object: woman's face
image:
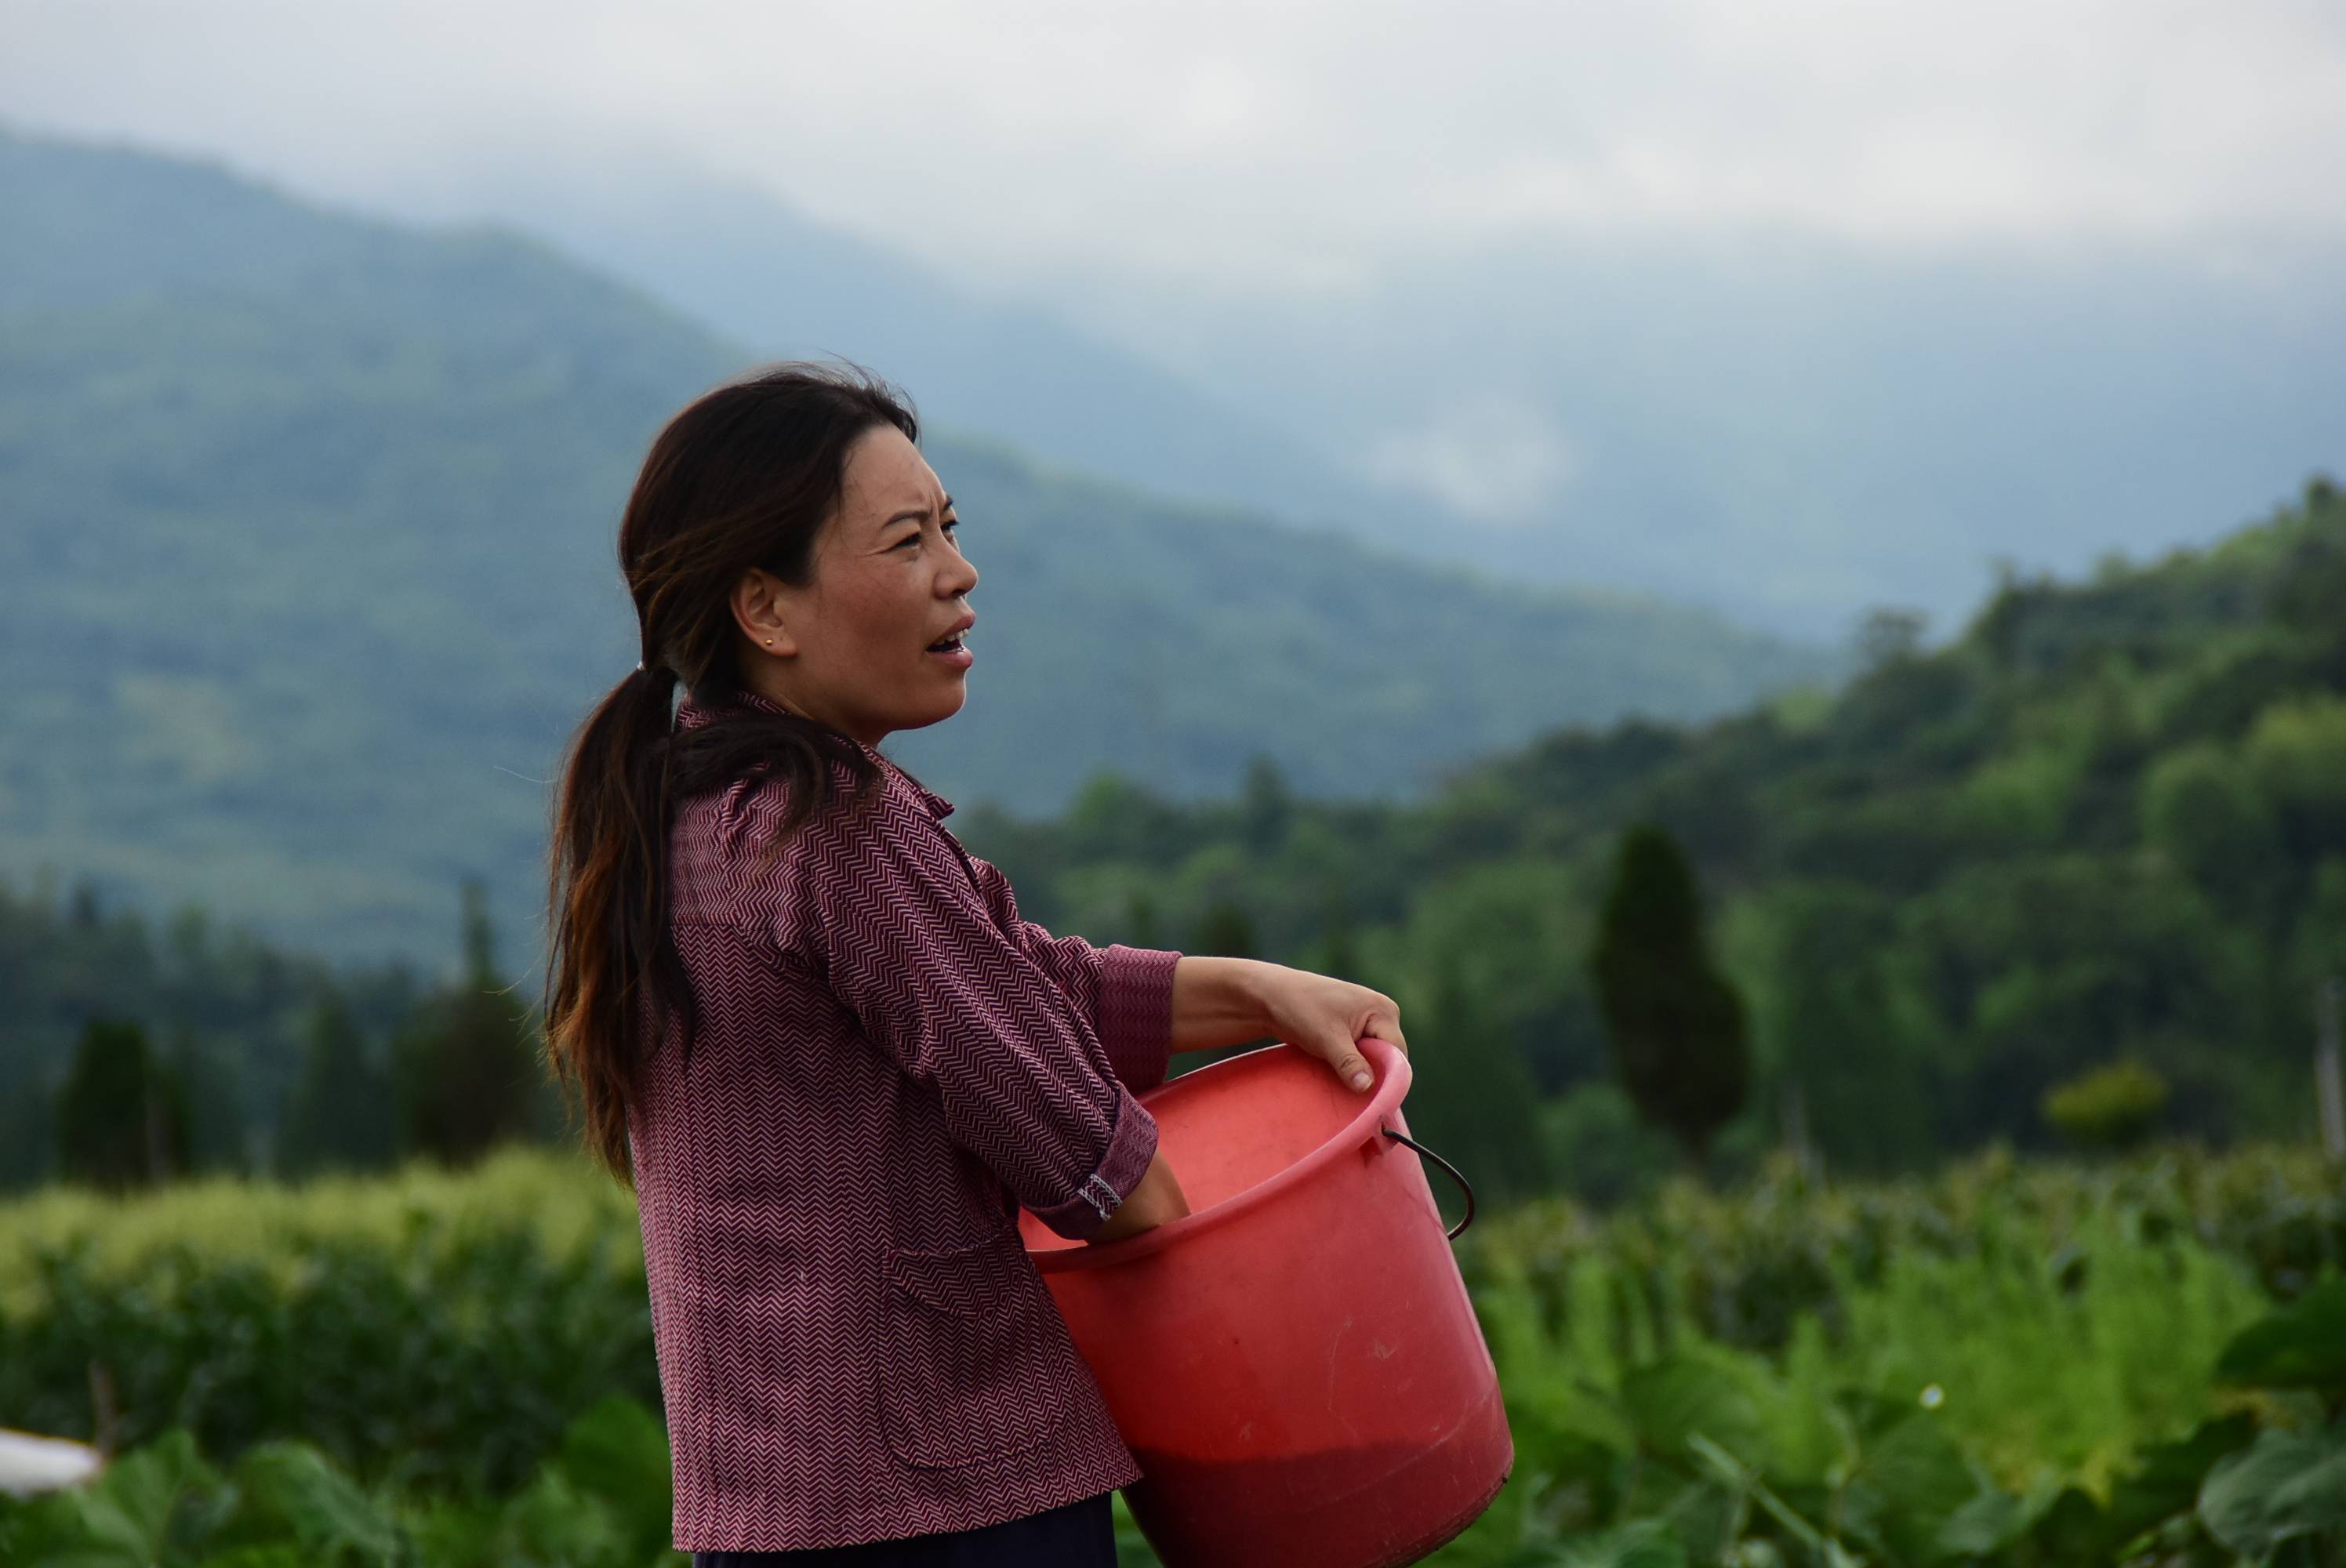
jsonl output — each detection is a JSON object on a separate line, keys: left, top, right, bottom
{"left": 732, "top": 423, "right": 979, "bottom": 747}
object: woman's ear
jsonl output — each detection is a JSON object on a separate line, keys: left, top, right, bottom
{"left": 732, "top": 567, "right": 798, "bottom": 657}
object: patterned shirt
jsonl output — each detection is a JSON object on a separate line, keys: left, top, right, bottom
{"left": 627, "top": 686, "right": 1182, "bottom": 1552}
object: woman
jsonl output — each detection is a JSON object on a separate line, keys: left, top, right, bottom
{"left": 542, "top": 361, "right": 1409, "bottom": 1565}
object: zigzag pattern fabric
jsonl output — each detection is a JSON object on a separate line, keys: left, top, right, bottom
{"left": 628, "top": 688, "right": 1182, "bottom": 1552}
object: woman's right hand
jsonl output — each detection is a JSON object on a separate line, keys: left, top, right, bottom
{"left": 1085, "top": 1146, "right": 1189, "bottom": 1243}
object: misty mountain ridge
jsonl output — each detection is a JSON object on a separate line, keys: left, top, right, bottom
{"left": 15, "top": 117, "right": 2340, "bottom": 643}
{"left": 0, "top": 122, "right": 1838, "bottom": 967}
{"left": 1024, "top": 225, "right": 2346, "bottom": 636}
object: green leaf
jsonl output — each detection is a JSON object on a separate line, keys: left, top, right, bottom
{"left": 1832, "top": 1388, "right": 1923, "bottom": 1450}
{"left": 1521, "top": 1426, "right": 1629, "bottom": 1534}
{"left": 1686, "top": 1432, "right": 1829, "bottom": 1556}
{"left": 1934, "top": 1487, "right": 2028, "bottom": 1558}
{"left": 1933, "top": 1474, "right": 2064, "bottom": 1559}
{"left": 1765, "top": 1479, "right": 1837, "bottom": 1548}
{"left": 492, "top": 1468, "right": 634, "bottom": 1565}
{"left": 2020, "top": 1486, "right": 2116, "bottom": 1565}
{"left": 552, "top": 1394, "right": 674, "bottom": 1561}
{"left": 1619, "top": 1357, "right": 1771, "bottom": 1472}
{"left": 38, "top": 1430, "right": 224, "bottom": 1567}
{"left": 223, "top": 1442, "right": 402, "bottom": 1566}
{"left": 192, "top": 1548, "right": 312, "bottom": 1568}
{"left": 0, "top": 1493, "right": 135, "bottom": 1568}
{"left": 2216, "top": 1278, "right": 2346, "bottom": 1399}
{"left": 1839, "top": 1410, "right": 1979, "bottom": 1564}
{"left": 1555, "top": 1519, "right": 1690, "bottom": 1568}
{"left": 2196, "top": 1420, "right": 2346, "bottom": 1559}
{"left": 1661, "top": 1477, "right": 1741, "bottom": 1565}
{"left": 2102, "top": 1413, "right": 2257, "bottom": 1548}
{"left": 393, "top": 1492, "right": 504, "bottom": 1568}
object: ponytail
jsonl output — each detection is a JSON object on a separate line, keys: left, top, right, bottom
{"left": 539, "top": 360, "right": 923, "bottom": 1186}
{"left": 541, "top": 660, "right": 689, "bottom": 1185}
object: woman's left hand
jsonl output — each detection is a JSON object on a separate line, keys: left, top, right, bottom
{"left": 1252, "top": 965, "right": 1409, "bottom": 1093}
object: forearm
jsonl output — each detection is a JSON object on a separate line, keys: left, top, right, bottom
{"left": 1168, "top": 955, "right": 1279, "bottom": 1055}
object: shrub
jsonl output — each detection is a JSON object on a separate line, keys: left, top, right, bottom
{"left": 2043, "top": 1058, "right": 2170, "bottom": 1152}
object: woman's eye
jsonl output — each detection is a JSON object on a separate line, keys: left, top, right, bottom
{"left": 899, "top": 519, "right": 960, "bottom": 548}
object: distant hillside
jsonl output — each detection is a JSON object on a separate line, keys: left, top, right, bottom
{"left": 952, "top": 477, "right": 2346, "bottom": 1169}
{"left": 1044, "top": 232, "right": 2346, "bottom": 638}
{"left": 5, "top": 480, "right": 2337, "bottom": 1192}
{"left": 1428, "top": 480, "right": 2346, "bottom": 1163}
{"left": 0, "top": 125, "right": 1836, "bottom": 967}
{"left": 465, "top": 148, "right": 2346, "bottom": 644}
{"left": 481, "top": 157, "right": 1450, "bottom": 548}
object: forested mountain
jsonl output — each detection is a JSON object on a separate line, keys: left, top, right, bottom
{"left": 0, "top": 125, "right": 1834, "bottom": 967}
{"left": 951, "top": 477, "right": 2346, "bottom": 1174}
{"left": 7, "top": 478, "right": 2339, "bottom": 1197}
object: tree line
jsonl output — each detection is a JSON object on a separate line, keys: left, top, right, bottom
{"left": 10, "top": 474, "right": 2344, "bottom": 1203}
{"left": 16, "top": 819, "right": 1749, "bottom": 1208}
{"left": 27, "top": 880, "right": 549, "bottom": 1191}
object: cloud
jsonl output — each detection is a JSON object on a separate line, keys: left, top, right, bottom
{"left": 1363, "top": 396, "right": 1583, "bottom": 525}
{"left": 2, "top": 0, "right": 2341, "bottom": 295}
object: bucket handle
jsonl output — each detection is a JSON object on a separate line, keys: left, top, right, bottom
{"left": 1380, "top": 1128, "right": 1476, "bottom": 1240}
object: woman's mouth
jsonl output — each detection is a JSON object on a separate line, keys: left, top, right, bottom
{"left": 926, "top": 633, "right": 972, "bottom": 669}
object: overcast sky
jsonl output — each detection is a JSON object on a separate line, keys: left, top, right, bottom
{"left": 5, "top": 0, "right": 2343, "bottom": 301}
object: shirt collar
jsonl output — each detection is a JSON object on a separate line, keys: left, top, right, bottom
{"left": 673, "top": 686, "right": 955, "bottom": 820}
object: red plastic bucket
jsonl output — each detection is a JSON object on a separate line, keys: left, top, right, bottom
{"left": 1018, "top": 1036, "right": 1513, "bottom": 1567}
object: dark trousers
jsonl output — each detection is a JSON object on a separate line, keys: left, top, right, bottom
{"left": 690, "top": 1490, "right": 1117, "bottom": 1567}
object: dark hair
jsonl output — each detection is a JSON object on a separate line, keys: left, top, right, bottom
{"left": 542, "top": 360, "right": 925, "bottom": 1185}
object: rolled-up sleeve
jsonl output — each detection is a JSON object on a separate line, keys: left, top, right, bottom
{"left": 961, "top": 853, "right": 1181, "bottom": 1095}
{"left": 806, "top": 806, "right": 1161, "bottom": 1240}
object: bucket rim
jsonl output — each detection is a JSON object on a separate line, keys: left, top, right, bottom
{"left": 1024, "top": 1034, "right": 1413, "bottom": 1272}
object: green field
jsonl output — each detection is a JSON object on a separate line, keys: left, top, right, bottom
{"left": 4, "top": 1142, "right": 2341, "bottom": 1565}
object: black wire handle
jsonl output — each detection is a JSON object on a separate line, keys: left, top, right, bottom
{"left": 1382, "top": 1127, "right": 1476, "bottom": 1240}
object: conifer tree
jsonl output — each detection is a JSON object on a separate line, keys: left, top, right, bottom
{"left": 1125, "top": 890, "right": 1163, "bottom": 949}
{"left": 1589, "top": 824, "right": 1750, "bottom": 1169}
{"left": 391, "top": 880, "right": 539, "bottom": 1167}
{"left": 279, "top": 989, "right": 398, "bottom": 1177}
{"left": 55, "top": 1016, "right": 187, "bottom": 1190}
{"left": 1188, "top": 898, "right": 1257, "bottom": 960}
{"left": 0, "top": 1068, "right": 56, "bottom": 1189}
{"left": 162, "top": 1025, "right": 250, "bottom": 1178}
{"left": 1238, "top": 754, "right": 1294, "bottom": 857}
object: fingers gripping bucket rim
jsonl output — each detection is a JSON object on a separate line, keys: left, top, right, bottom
{"left": 1019, "top": 1036, "right": 1514, "bottom": 1568}
{"left": 1030, "top": 1036, "right": 1470, "bottom": 1272}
